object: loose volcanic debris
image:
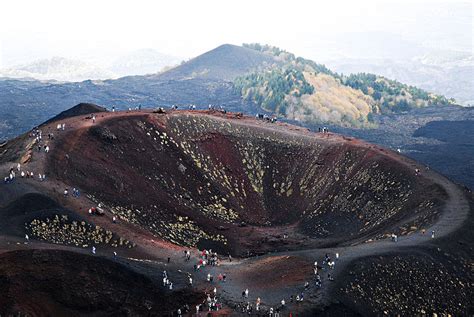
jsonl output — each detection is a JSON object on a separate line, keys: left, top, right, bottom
{"left": 47, "top": 112, "right": 446, "bottom": 254}
{"left": 341, "top": 253, "right": 473, "bottom": 316}
{"left": 26, "top": 214, "right": 135, "bottom": 248}
{"left": 1, "top": 109, "right": 470, "bottom": 317}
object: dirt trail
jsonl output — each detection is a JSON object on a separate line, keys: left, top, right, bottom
{"left": 0, "top": 109, "right": 471, "bottom": 315}
{"left": 209, "top": 162, "right": 471, "bottom": 309}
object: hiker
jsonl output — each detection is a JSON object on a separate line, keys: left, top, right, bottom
{"left": 245, "top": 288, "right": 249, "bottom": 298}
{"left": 92, "top": 115, "right": 96, "bottom": 123}
{"left": 64, "top": 189, "right": 68, "bottom": 197}
{"left": 281, "top": 299, "right": 285, "bottom": 307}
{"left": 189, "top": 277, "right": 193, "bottom": 285}
{"left": 17, "top": 163, "right": 21, "bottom": 171}
{"left": 112, "top": 216, "right": 117, "bottom": 223}
{"left": 112, "top": 106, "right": 115, "bottom": 112}
{"left": 431, "top": 230, "right": 435, "bottom": 239}
{"left": 315, "top": 274, "right": 322, "bottom": 287}
{"left": 62, "top": 123, "right": 65, "bottom": 130}
{"left": 169, "top": 282, "right": 173, "bottom": 290}
{"left": 207, "top": 273, "right": 211, "bottom": 282}
{"left": 167, "top": 257, "right": 170, "bottom": 263}
{"left": 328, "top": 261, "right": 335, "bottom": 269}
{"left": 113, "top": 251, "right": 117, "bottom": 259}
{"left": 25, "top": 234, "right": 29, "bottom": 241}
{"left": 92, "top": 246, "right": 96, "bottom": 255}
{"left": 45, "top": 145, "right": 49, "bottom": 153}
{"left": 304, "top": 281, "right": 310, "bottom": 289}
{"left": 177, "top": 308, "right": 181, "bottom": 317}
{"left": 163, "top": 276, "right": 167, "bottom": 286}
{"left": 336, "top": 252, "right": 339, "bottom": 260}
{"left": 57, "top": 123, "right": 61, "bottom": 130}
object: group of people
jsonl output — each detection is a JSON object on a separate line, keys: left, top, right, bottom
{"left": 3, "top": 164, "right": 45, "bottom": 183}
{"left": 207, "top": 104, "right": 227, "bottom": 114}
{"left": 162, "top": 270, "right": 174, "bottom": 290}
{"left": 204, "top": 290, "right": 222, "bottom": 312}
{"left": 255, "top": 113, "right": 278, "bottom": 123}
{"left": 318, "top": 127, "right": 329, "bottom": 133}
{"left": 7, "top": 125, "right": 57, "bottom": 184}
{"left": 194, "top": 248, "right": 220, "bottom": 270}
{"left": 32, "top": 126, "right": 51, "bottom": 153}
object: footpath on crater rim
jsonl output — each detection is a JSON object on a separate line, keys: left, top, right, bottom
{"left": 0, "top": 106, "right": 471, "bottom": 316}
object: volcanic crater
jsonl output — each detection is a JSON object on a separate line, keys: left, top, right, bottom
{"left": 47, "top": 110, "right": 445, "bottom": 256}
{"left": 0, "top": 106, "right": 471, "bottom": 316}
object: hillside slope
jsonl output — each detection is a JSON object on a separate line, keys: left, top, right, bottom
{"left": 0, "top": 107, "right": 471, "bottom": 316}
{"left": 0, "top": 43, "right": 460, "bottom": 141}
{"left": 157, "top": 44, "right": 276, "bottom": 81}
{"left": 235, "top": 44, "right": 457, "bottom": 127}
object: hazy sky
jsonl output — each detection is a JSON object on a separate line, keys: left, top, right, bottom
{"left": 0, "top": 0, "right": 471, "bottom": 67}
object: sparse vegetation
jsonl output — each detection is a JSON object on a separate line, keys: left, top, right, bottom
{"left": 26, "top": 214, "right": 134, "bottom": 248}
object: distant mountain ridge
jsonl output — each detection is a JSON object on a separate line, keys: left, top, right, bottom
{"left": 0, "top": 57, "right": 116, "bottom": 82}
{"left": 0, "top": 49, "right": 182, "bottom": 82}
{"left": 0, "top": 43, "right": 461, "bottom": 141}
{"left": 326, "top": 50, "right": 473, "bottom": 106}
{"left": 157, "top": 44, "right": 277, "bottom": 81}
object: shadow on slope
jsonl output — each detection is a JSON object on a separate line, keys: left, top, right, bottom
{"left": 0, "top": 249, "right": 202, "bottom": 316}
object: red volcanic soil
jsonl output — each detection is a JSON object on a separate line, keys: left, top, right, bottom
{"left": 45, "top": 110, "right": 446, "bottom": 256}
{"left": 0, "top": 108, "right": 471, "bottom": 316}
{"left": 233, "top": 255, "right": 313, "bottom": 290}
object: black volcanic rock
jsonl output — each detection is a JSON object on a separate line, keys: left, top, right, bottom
{"left": 43, "top": 102, "right": 107, "bottom": 124}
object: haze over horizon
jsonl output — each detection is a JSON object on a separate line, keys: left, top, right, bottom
{"left": 0, "top": 0, "right": 471, "bottom": 67}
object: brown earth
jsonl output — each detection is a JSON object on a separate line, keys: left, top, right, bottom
{"left": 0, "top": 108, "right": 471, "bottom": 316}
